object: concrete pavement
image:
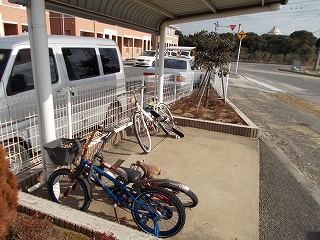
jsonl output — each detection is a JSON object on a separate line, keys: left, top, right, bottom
{"left": 28, "top": 126, "right": 260, "bottom": 239}
{"left": 132, "top": 127, "right": 260, "bottom": 240}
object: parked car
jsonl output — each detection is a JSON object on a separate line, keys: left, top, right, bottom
{"left": 134, "top": 50, "right": 167, "bottom": 67}
{"left": 143, "top": 57, "right": 203, "bottom": 88}
{"left": 166, "top": 51, "right": 177, "bottom": 57}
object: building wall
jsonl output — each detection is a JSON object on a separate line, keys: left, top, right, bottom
{"left": 0, "top": 0, "right": 51, "bottom": 36}
{"left": 0, "top": 1, "right": 178, "bottom": 60}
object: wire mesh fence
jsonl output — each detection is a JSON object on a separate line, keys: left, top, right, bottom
{"left": 0, "top": 75, "right": 194, "bottom": 175}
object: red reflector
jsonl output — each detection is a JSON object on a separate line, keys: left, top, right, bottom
{"left": 143, "top": 72, "right": 154, "bottom": 76}
{"left": 169, "top": 75, "right": 185, "bottom": 82}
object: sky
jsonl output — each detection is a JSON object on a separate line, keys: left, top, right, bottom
{"left": 175, "top": 0, "right": 320, "bottom": 38}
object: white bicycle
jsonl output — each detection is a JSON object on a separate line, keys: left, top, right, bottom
{"left": 123, "top": 85, "right": 184, "bottom": 153}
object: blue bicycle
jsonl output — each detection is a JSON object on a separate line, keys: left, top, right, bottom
{"left": 45, "top": 128, "right": 186, "bottom": 238}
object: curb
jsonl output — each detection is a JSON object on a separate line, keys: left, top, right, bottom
{"left": 18, "top": 192, "right": 157, "bottom": 240}
{"left": 278, "top": 68, "right": 320, "bottom": 78}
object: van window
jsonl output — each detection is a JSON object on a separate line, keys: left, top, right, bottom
{"left": 6, "top": 48, "right": 58, "bottom": 96}
{"left": 62, "top": 48, "right": 99, "bottom": 80}
{"left": 0, "top": 49, "right": 11, "bottom": 80}
{"left": 99, "top": 48, "right": 120, "bottom": 74}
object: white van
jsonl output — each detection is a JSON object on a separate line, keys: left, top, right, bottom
{"left": 0, "top": 35, "right": 127, "bottom": 173}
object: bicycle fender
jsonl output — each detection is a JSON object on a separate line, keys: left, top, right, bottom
{"left": 132, "top": 178, "right": 168, "bottom": 193}
{"left": 132, "top": 178, "right": 189, "bottom": 193}
{"left": 154, "top": 180, "right": 190, "bottom": 193}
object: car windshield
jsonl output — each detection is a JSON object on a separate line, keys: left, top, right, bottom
{"left": 140, "top": 51, "right": 156, "bottom": 57}
{"left": 164, "top": 59, "right": 187, "bottom": 69}
{"left": 0, "top": 49, "right": 12, "bottom": 80}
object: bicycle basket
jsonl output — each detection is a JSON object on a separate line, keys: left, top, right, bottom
{"left": 43, "top": 138, "right": 80, "bottom": 166}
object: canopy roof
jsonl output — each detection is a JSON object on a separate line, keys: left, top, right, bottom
{"left": 43, "top": 0, "right": 288, "bottom": 34}
{"left": 166, "top": 46, "right": 196, "bottom": 51}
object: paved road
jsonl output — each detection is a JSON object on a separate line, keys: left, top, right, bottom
{"left": 226, "top": 71, "right": 320, "bottom": 240}
{"left": 231, "top": 62, "right": 320, "bottom": 105}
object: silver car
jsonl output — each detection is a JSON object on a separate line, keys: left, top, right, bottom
{"left": 143, "top": 57, "right": 203, "bottom": 88}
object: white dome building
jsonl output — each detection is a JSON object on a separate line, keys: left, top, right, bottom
{"left": 267, "top": 26, "right": 282, "bottom": 35}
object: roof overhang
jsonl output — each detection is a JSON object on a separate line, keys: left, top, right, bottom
{"left": 166, "top": 46, "right": 195, "bottom": 51}
{"left": 38, "top": 0, "right": 288, "bottom": 35}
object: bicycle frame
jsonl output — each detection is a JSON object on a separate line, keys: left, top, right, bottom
{"left": 79, "top": 158, "right": 163, "bottom": 236}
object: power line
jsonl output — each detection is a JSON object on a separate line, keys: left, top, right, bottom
{"left": 292, "top": 13, "right": 320, "bottom": 22}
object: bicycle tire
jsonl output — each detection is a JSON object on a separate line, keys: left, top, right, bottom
{"left": 159, "top": 122, "right": 184, "bottom": 138}
{"left": 156, "top": 103, "right": 184, "bottom": 138}
{"left": 133, "top": 112, "right": 151, "bottom": 153}
{"left": 47, "top": 168, "right": 91, "bottom": 211}
{"left": 167, "top": 188, "right": 198, "bottom": 208}
{"left": 132, "top": 186, "right": 186, "bottom": 238}
{"left": 4, "top": 141, "right": 27, "bottom": 174}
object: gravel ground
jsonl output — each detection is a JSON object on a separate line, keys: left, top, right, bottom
{"left": 226, "top": 76, "right": 320, "bottom": 240}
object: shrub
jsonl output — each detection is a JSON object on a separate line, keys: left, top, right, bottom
{"left": 0, "top": 144, "right": 18, "bottom": 239}
{"left": 8, "top": 212, "right": 118, "bottom": 240}
{"left": 191, "top": 107, "right": 204, "bottom": 118}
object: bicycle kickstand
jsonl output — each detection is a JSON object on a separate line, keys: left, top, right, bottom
{"left": 113, "top": 203, "right": 120, "bottom": 223}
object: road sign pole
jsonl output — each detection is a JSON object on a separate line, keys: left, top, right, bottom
{"left": 235, "top": 24, "right": 242, "bottom": 74}
{"left": 235, "top": 40, "right": 242, "bottom": 74}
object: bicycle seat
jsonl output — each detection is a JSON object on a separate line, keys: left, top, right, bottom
{"left": 117, "top": 166, "right": 142, "bottom": 183}
{"left": 136, "top": 160, "right": 161, "bottom": 179}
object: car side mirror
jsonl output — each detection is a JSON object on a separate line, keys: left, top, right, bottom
{"left": 191, "top": 66, "right": 195, "bottom": 70}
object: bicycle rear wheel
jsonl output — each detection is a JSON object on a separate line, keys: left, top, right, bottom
{"left": 133, "top": 112, "right": 151, "bottom": 153}
{"left": 47, "top": 168, "right": 91, "bottom": 211}
{"left": 132, "top": 186, "right": 186, "bottom": 238}
{"left": 156, "top": 103, "right": 184, "bottom": 138}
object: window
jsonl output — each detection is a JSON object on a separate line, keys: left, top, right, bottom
{"left": 99, "top": 48, "right": 120, "bottom": 74}
{"left": 7, "top": 48, "right": 58, "bottom": 95}
{"left": 22, "top": 25, "right": 28, "bottom": 34}
{"left": 62, "top": 48, "right": 99, "bottom": 80}
{"left": 166, "top": 27, "right": 172, "bottom": 36}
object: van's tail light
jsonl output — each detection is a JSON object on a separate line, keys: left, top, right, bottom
{"left": 143, "top": 72, "right": 155, "bottom": 76}
{"left": 170, "top": 75, "right": 185, "bottom": 82}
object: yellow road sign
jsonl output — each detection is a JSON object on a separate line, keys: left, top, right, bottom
{"left": 237, "top": 30, "right": 246, "bottom": 40}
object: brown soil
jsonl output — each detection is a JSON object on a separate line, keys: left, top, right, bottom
{"left": 266, "top": 92, "right": 320, "bottom": 118}
{"left": 170, "top": 88, "right": 245, "bottom": 125}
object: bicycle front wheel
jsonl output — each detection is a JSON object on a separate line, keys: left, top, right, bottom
{"left": 47, "top": 168, "right": 91, "bottom": 211}
{"left": 133, "top": 112, "right": 151, "bottom": 153}
{"left": 132, "top": 186, "right": 186, "bottom": 238}
{"left": 156, "top": 103, "right": 184, "bottom": 138}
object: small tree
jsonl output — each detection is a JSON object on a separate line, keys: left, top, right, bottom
{"left": 0, "top": 144, "right": 19, "bottom": 239}
{"left": 194, "top": 30, "right": 237, "bottom": 105}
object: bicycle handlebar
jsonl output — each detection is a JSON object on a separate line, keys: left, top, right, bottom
{"left": 80, "top": 126, "right": 114, "bottom": 158}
